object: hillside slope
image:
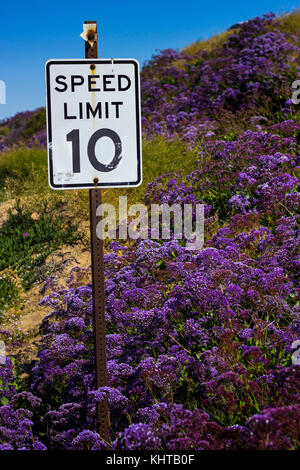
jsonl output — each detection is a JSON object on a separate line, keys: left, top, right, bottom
{"left": 0, "top": 12, "right": 299, "bottom": 450}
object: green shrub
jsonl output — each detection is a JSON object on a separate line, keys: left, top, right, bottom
{"left": 23, "top": 108, "right": 46, "bottom": 138}
{"left": 0, "top": 200, "right": 84, "bottom": 289}
{"left": 0, "top": 274, "right": 20, "bottom": 321}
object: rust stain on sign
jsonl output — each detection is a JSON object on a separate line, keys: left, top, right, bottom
{"left": 89, "top": 63, "right": 97, "bottom": 133}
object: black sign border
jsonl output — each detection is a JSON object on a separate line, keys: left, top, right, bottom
{"left": 46, "top": 59, "right": 142, "bottom": 189}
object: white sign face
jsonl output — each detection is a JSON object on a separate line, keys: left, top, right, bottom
{"left": 45, "top": 59, "right": 142, "bottom": 189}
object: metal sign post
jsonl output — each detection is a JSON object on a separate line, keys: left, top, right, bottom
{"left": 84, "top": 20, "right": 110, "bottom": 444}
{"left": 45, "top": 19, "right": 142, "bottom": 446}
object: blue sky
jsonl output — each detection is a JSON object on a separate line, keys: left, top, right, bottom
{"left": 0, "top": 0, "right": 299, "bottom": 120}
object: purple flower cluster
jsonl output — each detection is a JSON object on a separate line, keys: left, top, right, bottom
{"left": 0, "top": 108, "right": 46, "bottom": 151}
{"left": 141, "top": 14, "right": 299, "bottom": 142}
{"left": 148, "top": 122, "right": 299, "bottom": 224}
{"left": 1, "top": 202, "right": 297, "bottom": 449}
{"left": 0, "top": 355, "right": 47, "bottom": 449}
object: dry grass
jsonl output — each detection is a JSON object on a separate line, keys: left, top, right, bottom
{"left": 183, "top": 29, "right": 233, "bottom": 57}
{"left": 277, "top": 10, "right": 300, "bottom": 35}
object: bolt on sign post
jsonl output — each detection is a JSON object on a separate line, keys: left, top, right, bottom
{"left": 45, "top": 21, "right": 142, "bottom": 444}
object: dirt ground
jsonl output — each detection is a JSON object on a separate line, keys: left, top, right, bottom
{"left": 0, "top": 199, "right": 15, "bottom": 227}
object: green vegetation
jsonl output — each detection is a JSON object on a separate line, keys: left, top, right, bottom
{"left": 0, "top": 137, "right": 197, "bottom": 222}
{"left": 0, "top": 127, "right": 10, "bottom": 137}
{"left": 23, "top": 108, "right": 46, "bottom": 138}
{"left": 105, "top": 136, "right": 198, "bottom": 210}
{"left": 0, "top": 200, "right": 83, "bottom": 291}
{"left": 277, "top": 10, "right": 300, "bottom": 35}
{"left": 0, "top": 147, "right": 47, "bottom": 201}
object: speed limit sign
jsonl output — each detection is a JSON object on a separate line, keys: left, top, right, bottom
{"left": 45, "top": 59, "right": 142, "bottom": 189}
